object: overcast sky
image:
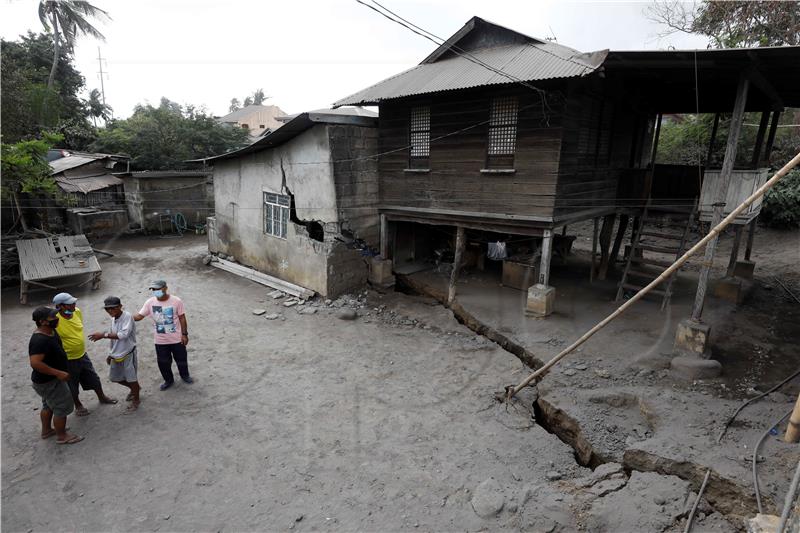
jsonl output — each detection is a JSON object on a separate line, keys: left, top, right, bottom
{"left": 2, "top": 0, "right": 709, "bottom": 119}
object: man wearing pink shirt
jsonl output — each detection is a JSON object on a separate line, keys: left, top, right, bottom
{"left": 133, "top": 280, "right": 193, "bottom": 390}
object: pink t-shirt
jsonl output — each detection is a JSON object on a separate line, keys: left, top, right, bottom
{"left": 139, "top": 295, "right": 186, "bottom": 345}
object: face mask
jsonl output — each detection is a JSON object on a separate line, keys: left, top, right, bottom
{"left": 47, "top": 318, "right": 59, "bottom": 329}
{"left": 153, "top": 290, "right": 165, "bottom": 298}
{"left": 62, "top": 309, "right": 74, "bottom": 317}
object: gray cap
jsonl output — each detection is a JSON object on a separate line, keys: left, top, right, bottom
{"left": 103, "top": 296, "right": 122, "bottom": 308}
{"left": 149, "top": 280, "right": 167, "bottom": 289}
{"left": 52, "top": 292, "right": 77, "bottom": 305}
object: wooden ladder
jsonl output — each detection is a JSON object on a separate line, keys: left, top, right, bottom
{"left": 615, "top": 201, "right": 697, "bottom": 309}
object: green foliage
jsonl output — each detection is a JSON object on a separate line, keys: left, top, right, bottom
{"left": 692, "top": 1, "right": 800, "bottom": 48}
{"left": 1, "top": 133, "right": 64, "bottom": 197}
{"left": 1, "top": 32, "right": 91, "bottom": 144}
{"left": 761, "top": 169, "right": 800, "bottom": 229}
{"left": 90, "top": 98, "right": 250, "bottom": 170}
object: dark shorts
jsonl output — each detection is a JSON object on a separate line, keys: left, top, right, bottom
{"left": 32, "top": 380, "right": 74, "bottom": 417}
{"left": 67, "top": 354, "right": 102, "bottom": 396}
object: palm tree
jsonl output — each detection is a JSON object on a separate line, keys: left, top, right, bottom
{"left": 87, "top": 88, "right": 111, "bottom": 126}
{"left": 38, "top": 1, "right": 111, "bottom": 91}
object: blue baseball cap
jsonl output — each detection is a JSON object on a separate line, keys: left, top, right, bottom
{"left": 52, "top": 292, "right": 77, "bottom": 305}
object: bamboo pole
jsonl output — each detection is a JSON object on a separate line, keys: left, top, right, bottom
{"left": 506, "top": 151, "right": 800, "bottom": 400}
{"left": 447, "top": 226, "right": 465, "bottom": 305}
{"left": 785, "top": 392, "right": 800, "bottom": 444}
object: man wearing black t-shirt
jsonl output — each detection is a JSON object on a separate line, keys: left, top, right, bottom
{"left": 28, "top": 307, "right": 84, "bottom": 445}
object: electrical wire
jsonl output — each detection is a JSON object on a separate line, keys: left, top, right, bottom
{"left": 779, "top": 460, "right": 800, "bottom": 533}
{"left": 753, "top": 407, "right": 794, "bottom": 514}
{"left": 684, "top": 469, "right": 711, "bottom": 533}
{"left": 717, "top": 367, "right": 800, "bottom": 443}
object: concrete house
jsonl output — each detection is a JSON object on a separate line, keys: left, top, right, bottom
{"left": 204, "top": 108, "right": 379, "bottom": 298}
{"left": 218, "top": 104, "right": 288, "bottom": 138}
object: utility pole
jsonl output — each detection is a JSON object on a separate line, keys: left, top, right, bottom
{"left": 96, "top": 47, "right": 109, "bottom": 116}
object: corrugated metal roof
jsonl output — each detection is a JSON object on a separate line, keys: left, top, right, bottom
{"left": 218, "top": 104, "right": 287, "bottom": 123}
{"left": 55, "top": 173, "right": 123, "bottom": 194}
{"left": 194, "top": 110, "right": 378, "bottom": 163}
{"left": 333, "top": 17, "right": 606, "bottom": 107}
{"left": 49, "top": 155, "right": 102, "bottom": 174}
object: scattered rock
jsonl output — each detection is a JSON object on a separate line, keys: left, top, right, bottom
{"left": 594, "top": 369, "right": 611, "bottom": 379}
{"left": 203, "top": 254, "right": 212, "bottom": 265}
{"left": 299, "top": 307, "right": 317, "bottom": 315}
{"left": 264, "top": 313, "right": 281, "bottom": 320}
{"left": 324, "top": 299, "right": 332, "bottom": 306}
{"left": 337, "top": 309, "right": 358, "bottom": 321}
{"left": 563, "top": 369, "right": 577, "bottom": 377}
{"left": 268, "top": 290, "right": 285, "bottom": 299}
{"left": 545, "top": 471, "right": 562, "bottom": 481}
{"left": 295, "top": 515, "right": 304, "bottom": 522}
{"left": 587, "top": 476, "right": 627, "bottom": 497}
{"left": 219, "top": 253, "right": 228, "bottom": 260}
{"left": 227, "top": 255, "right": 235, "bottom": 263}
{"left": 471, "top": 478, "right": 505, "bottom": 518}
{"left": 283, "top": 301, "right": 298, "bottom": 308}
{"left": 747, "top": 513, "right": 780, "bottom": 533}
{"left": 252, "top": 309, "right": 266, "bottom": 316}
{"left": 574, "top": 364, "right": 588, "bottom": 371}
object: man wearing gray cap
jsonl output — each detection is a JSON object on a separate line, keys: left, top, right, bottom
{"left": 52, "top": 292, "right": 116, "bottom": 415}
{"left": 89, "top": 296, "right": 141, "bottom": 412}
{"left": 134, "top": 280, "right": 192, "bottom": 390}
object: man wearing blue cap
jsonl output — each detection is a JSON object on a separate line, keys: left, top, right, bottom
{"left": 52, "top": 292, "right": 117, "bottom": 415}
{"left": 134, "top": 280, "right": 192, "bottom": 390}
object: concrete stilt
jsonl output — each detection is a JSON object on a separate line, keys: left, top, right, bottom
{"left": 527, "top": 229, "right": 555, "bottom": 317}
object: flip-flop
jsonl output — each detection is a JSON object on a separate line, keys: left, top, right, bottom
{"left": 123, "top": 403, "right": 140, "bottom": 415}
{"left": 75, "top": 407, "right": 90, "bottom": 417}
{"left": 56, "top": 435, "right": 84, "bottom": 445}
{"left": 41, "top": 429, "right": 57, "bottom": 439}
{"left": 99, "top": 398, "right": 118, "bottom": 405}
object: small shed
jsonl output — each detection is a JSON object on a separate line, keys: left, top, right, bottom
{"left": 200, "top": 108, "right": 380, "bottom": 298}
{"left": 117, "top": 170, "right": 214, "bottom": 234}
{"left": 49, "top": 151, "right": 130, "bottom": 208}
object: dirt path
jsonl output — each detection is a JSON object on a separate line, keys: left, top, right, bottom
{"left": 2, "top": 236, "right": 583, "bottom": 532}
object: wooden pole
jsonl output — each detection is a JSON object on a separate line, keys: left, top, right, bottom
{"left": 751, "top": 111, "right": 770, "bottom": 168}
{"left": 379, "top": 214, "right": 389, "bottom": 258}
{"left": 744, "top": 217, "right": 757, "bottom": 261}
{"left": 597, "top": 214, "right": 616, "bottom": 281}
{"left": 538, "top": 228, "right": 553, "bottom": 286}
{"left": 786, "top": 392, "right": 800, "bottom": 444}
{"left": 609, "top": 214, "right": 629, "bottom": 271}
{"left": 505, "top": 151, "right": 800, "bottom": 399}
{"left": 691, "top": 75, "right": 749, "bottom": 321}
{"left": 726, "top": 226, "right": 743, "bottom": 277}
{"left": 590, "top": 218, "right": 599, "bottom": 283}
{"left": 705, "top": 113, "right": 721, "bottom": 168}
{"left": 763, "top": 110, "right": 781, "bottom": 166}
{"left": 447, "top": 226, "right": 465, "bottom": 305}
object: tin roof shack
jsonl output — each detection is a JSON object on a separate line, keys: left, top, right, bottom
{"left": 49, "top": 151, "right": 131, "bottom": 238}
{"left": 334, "top": 16, "right": 800, "bottom": 320}
{"left": 203, "top": 109, "right": 379, "bottom": 298}
{"left": 118, "top": 171, "right": 213, "bottom": 234}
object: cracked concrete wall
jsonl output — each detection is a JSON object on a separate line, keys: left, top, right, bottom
{"left": 209, "top": 123, "right": 379, "bottom": 298}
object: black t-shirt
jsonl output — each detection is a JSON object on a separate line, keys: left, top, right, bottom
{"left": 28, "top": 332, "right": 69, "bottom": 384}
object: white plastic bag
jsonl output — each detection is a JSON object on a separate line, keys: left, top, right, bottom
{"left": 487, "top": 241, "right": 507, "bottom": 261}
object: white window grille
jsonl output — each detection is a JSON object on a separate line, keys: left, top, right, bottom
{"left": 409, "top": 105, "right": 430, "bottom": 168}
{"left": 263, "top": 192, "right": 290, "bottom": 239}
{"left": 487, "top": 96, "right": 518, "bottom": 168}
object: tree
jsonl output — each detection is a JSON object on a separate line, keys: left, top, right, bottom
{"left": 87, "top": 88, "right": 111, "bottom": 126}
{"left": 90, "top": 97, "right": 250, "bottom": 170}
{"left": 38, "top": 0, "right": 110, "bottom": 91}
{"left": 243, "top": 95, "right": 253, "bottom": 107}
{"left": 252, "top": 88, "right": 267, "bottom": 105}
{"left": 1, "top": 32, "right": 90, "bottom": 144}
{"left": 647, "top": 0, "right": 800, "bottom": 48}
{"left": 229, "top": 98, "right": 241, "bottom": 113}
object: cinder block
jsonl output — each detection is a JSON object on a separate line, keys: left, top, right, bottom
{"left": 673, "top": 318, "right": 711, "bottom": 358}
{"left": 733, "top": 260, "right": 755, "bottom": 280}
{"left": 525, "top": 284, "right": 555, "bottom": 318}
{"left": 670, "top": 355, "right": 722, "bottom": 379}
{"left": 714, "top": 276, "right": 744, "bottom": 304}
{"left": 368, "top": 257, "right": 395, "bottom": 287}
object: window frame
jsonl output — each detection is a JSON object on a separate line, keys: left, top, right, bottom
{"left": 262, "top": 192, "right": 290, "bottom": 239}
{"left": 485, "top": 95, "right": 519, "bottom": 170}
{"left": 408, "top": 105, "right": 431, "bottom": 170}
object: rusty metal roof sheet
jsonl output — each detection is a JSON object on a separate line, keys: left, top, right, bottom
{"left": 55, "top": 173, "right": 123, "bottom": 194}
{"left": 333, "top": 17, "right": 606, "bottom": 107}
